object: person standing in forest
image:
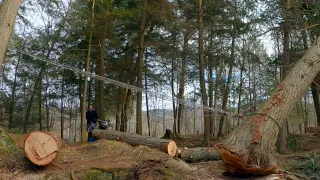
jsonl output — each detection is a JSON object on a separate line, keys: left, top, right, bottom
{"left": 86, "top": 104, "right": 98, "bottom": 142}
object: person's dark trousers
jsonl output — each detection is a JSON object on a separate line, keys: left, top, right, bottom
{"left": 87, "top": 122, "right": 96, "bottom": 141}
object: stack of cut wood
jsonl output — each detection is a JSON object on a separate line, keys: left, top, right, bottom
{"left": 24, "top": 131, "right": 60, "bottom": 166}
{"left": 24, "top": 130, "right": 220, "bottom": 166}
{"left": 94, "top": 129, "right": 221, "bottom": 162}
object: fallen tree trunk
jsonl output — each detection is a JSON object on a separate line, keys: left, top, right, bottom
{"left": 180, "top": 147, "right": 220, "bottom": 163}
{"left": 214, "top": 36, "right": 320, "bottom": 175}
{"left": 24, "top": 131, "right": 59, "bottom": 166}
{"left": 94, "top": 129, "right": 177, "bottom": 157}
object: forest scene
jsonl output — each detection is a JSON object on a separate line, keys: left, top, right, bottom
{"left": 0, "top": 0, "right": 320, "bottom": 179}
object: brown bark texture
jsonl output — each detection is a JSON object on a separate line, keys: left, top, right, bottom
{"left": 136, "top": 0, "right": 147, "bottom": 135}
{"left": 0, "top": 0, "right": 22, "bottom": 67}
{"left": 214, "top": 36, "right": 320, "bottom": 175}
{"left": 198, "top": 0, "right": 210, "bottom": 145}
{"left": 94, "top": 129, "right": 177, "bottom": 157}
{"left": 180, "top": 147, "right": 220, "bottom": 163}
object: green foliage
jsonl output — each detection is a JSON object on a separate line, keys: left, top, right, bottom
{"left": 294, "top": 153, "right": 320, "bottom": 178}
{"left": 0, "top": 128, "right": 16, "bottom": 154}
{"left": 287, "top": 134, "right": 301, "bottom": 151}
{"left": 83, "top": 170, "right": 114, "bottom": 180}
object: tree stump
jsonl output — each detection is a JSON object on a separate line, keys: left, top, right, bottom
{"left": 180, "top": 147, "right": 220, "bottom": 163}
{"left": 162, "top": 129, "right": 174, "bottom": 139}
{"left": 24, "top": 131, "right": 59, "bottom": 166}
{"left": 94, "top": 130, "right": 178, "bottom": 157}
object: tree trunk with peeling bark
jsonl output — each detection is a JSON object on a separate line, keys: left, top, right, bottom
{"left": 214, "top": 36, "right": 320, "bottom": 175}
{"left": 0, "top": 0, "right": 22, "bottom": 67}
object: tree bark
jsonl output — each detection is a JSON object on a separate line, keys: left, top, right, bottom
{"left": 81, "top": 0, "right": 95, "bottom": 143}
{"left": 301, "top": 20, "right": 320, "bottom": 126}
{"left": 8, "top": 51, "right": 21, "bottom": 129}
{"left": 136, "top": 0, "right": 147, "bottom": 135}
{"left": 94, "top": 130, "right": 177, "bottom": 157}
{"left": 45, "top": 71, "right": 50, "bottom": 131}
{"left": 217, "top": 35, "right": 235, "bottom": 137}
{"left": 98, "top": 23, "right": 106, "bottom": 122}
{"left": 0, "top": 0, "right": 22, "bottom": 67}
{"left": 60, "top": 70, "right": 65, "bottom": 140}
{"left": 177, "top": 31, "right": 189, "bottom": 135}
{"left": 38, "top": 80, "right": 43, "bottom": 131}
{"left": 171, "top": 49, "right": 178, "bottom": 136}
{"left": 277, "top": 3, "right": 290, "bottom": 152}
{"left": 180, "top": 147, "right": 220, "bottom": 163}
{"left": 237, "top": 38, "right": 245, "bottom": 126}
{"left": 207, "top": 29, "right": 215, "bottom": 135}
{"left": 198, "top": 0, "right": 210, "bottom": 145}
{"left": 24, "top": 66, "right": 45, "bottom": 133}
{"left": 144, "top": 49, "right": 151, "bottom": 136}
{"left": 311, "top": 82, "right": 320, "bottom": 126}
{"left": 214, "top": 36, "right": 320, "bottom": 175}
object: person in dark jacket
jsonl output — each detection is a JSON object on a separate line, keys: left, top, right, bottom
{"left": 86, "top": 104, "right": 98, "bottom": 141}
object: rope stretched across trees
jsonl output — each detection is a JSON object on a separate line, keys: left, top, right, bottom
{"left": 12, "top": 49, "right": 235, "bottom": 117}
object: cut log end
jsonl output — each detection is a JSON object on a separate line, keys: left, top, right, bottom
{"left": 167, "top": 141, "right": 177, "bottom": 157}
{"left": 214, "top": 144, "right": 277, "bottom": 175}
{"left": 24, "top": 131, "right": 59, "bottom": 166}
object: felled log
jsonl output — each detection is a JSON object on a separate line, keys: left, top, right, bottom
{"left": 94, "top": 130, "right": 177, "bottom": 157}
{"left": 24, "top": 131, "right": 59, "bottom": 166}
{"left": 180, "top": 147, "right": 220, "bottom": 163}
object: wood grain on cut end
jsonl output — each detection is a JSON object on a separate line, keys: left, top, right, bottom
{"left": 24, "top": 131, "right": 59, "bottom": 166}
{"left": 167, "top": 141, "right": 177, "bottom": 157}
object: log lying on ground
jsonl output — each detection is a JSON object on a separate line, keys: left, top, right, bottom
{"left": 94, "top": 129, "right": 177, "bottom": 157}
{"left": 180, "top": 147, "right": 220, "bottom": 163}
{"left": 24, "top": 131, "right": 59, "bottom": 166}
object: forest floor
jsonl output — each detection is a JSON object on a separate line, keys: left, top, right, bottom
{"left": 1, "top": 128, "right": 320, "bottom": 180}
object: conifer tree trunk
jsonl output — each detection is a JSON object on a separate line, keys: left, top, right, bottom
{"left": 38, "top": 80, "right": 43, "bottom": 131}
{"left": 136, "top": 0, "right": 147, "bottom": 135}
{"left": 81, "top": 0, "right": 95, "bottom": 143}
{"left": 215, "top": 36, "right": 320, "bottom": 175}
{"left": 277, "top": 1, "right": 290, "bottom": 152}
{"left": 8, "top": 52, "right": 21, "bottom": 129}
{"left": 0, "top": 0, "right": 22, "bottom": 67}
{"left": 98, "top": 21, "right": 106, "bottom": 121}
{"left": 177, "top": 31, "right": 189, "bottom": 134}
{"left": 217, "top": 35, "right": 235, "bottom": 137}
{"left": 301, "top": 19, "right": 320, "bottom": 126}
{"left": 237, "top": 38, "right": 245, "bottom": 126}
{"left": 45, "top": 71, "right": 50, "bottom": 131}
{"left": 311, "top": 82, "right": 320, "bottom": 126}
{"left": 208, "top": 28, "right": 214, "bottom": 135}
{"left": 171, "top": 57, "right": 177, "bottom": 135}
{"left": 198, "top": 0, "right": 210, "bottom": 145}
{"left": 144, "top": 49, "right": 151, "bottom": 136}
{"left": 60, "top": 70, "right": 65, "bottom": 139}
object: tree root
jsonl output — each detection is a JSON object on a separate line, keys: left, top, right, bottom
{"left": 214, "top": 145, "right": 277, "bottom": 175}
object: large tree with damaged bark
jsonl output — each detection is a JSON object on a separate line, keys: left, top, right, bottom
{"left": 214, "top": 36, "right": 320, "bottom": 175}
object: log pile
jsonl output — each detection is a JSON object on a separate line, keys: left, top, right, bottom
{"left": 24, "top": 131, "right": 60, "bottom": 166}
{"left": 23, "top": 129, "right": 221, "bottom": 166}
